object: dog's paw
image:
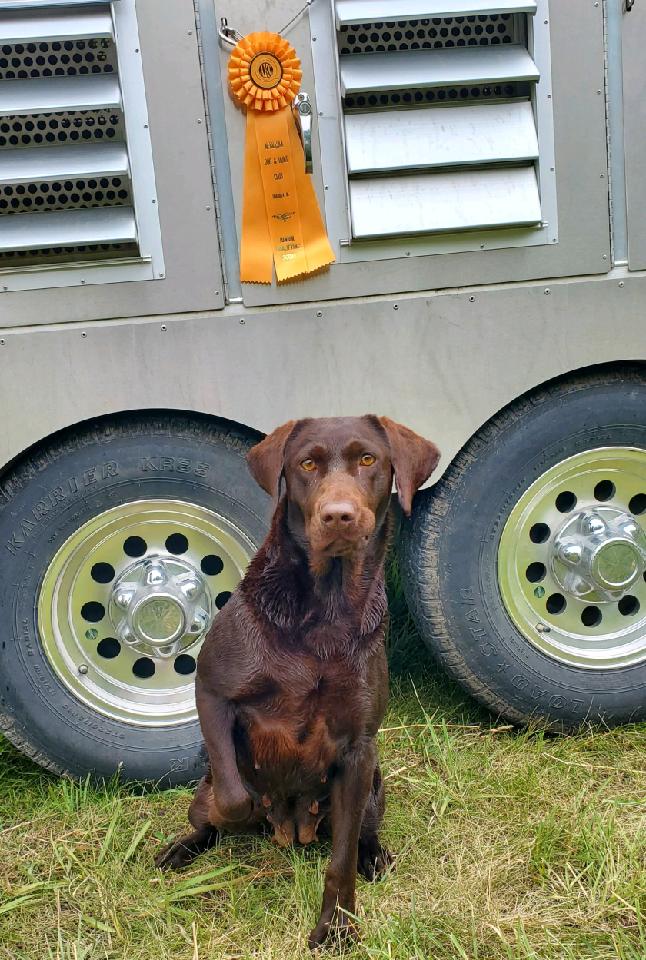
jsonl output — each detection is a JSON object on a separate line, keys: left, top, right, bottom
{"left": 357, "top": 840, "right": 394, "bottom": 882}
{"left": 308, "top": 910, "right": 359, "bottom": 952}
{"left": 154, "top": 839, "right": 195, "bottom": 871}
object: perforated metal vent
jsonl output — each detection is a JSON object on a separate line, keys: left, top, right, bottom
{"left": 344, "top": 79, "right": 529, "bottom": 110}
{"left": 328, "top": 1, "right": 543, "bottom": 241}
{"left": 0, "top": 0, "right": 163, "bottom": 289}
{"left": 0, "top": 37, "right": 117, "bottom": 80}
{"left": 338, "top": 14, "right": 517, "bottom": 55}
{"left": 0, "top": 239, "right": 137, "bottom": 266}
{"left": 0, "top": 108, "right": 123, "bottom": 147}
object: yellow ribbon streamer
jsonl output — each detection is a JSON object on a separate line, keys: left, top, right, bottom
{"left": 228, "top": 31, "right": 335, "bottom": 284}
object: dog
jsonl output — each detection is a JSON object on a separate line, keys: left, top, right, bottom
{"left": 155, "top": 416, "right": 440, "bottom": 948}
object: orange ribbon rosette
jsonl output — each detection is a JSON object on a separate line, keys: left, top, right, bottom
{"left": 228, "top": 32, "right": 335, "bottom": 284}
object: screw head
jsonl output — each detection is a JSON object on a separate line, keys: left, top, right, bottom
{"left": 78, "top": 664, "right": 89, "bottom": 675}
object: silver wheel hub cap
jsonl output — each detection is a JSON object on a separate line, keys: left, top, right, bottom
{"left": 110, "top": 556, "right": 211, "bottom": 659}
{"left": 552, "top": 507, "right": 646, "bottom": 602}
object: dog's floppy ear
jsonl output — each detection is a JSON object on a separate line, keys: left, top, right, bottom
{"left": 378, "top": 416, "right": 440, "bottom": 516}
{"left": 247, "top": 420, "right": 297, "bottom": 497}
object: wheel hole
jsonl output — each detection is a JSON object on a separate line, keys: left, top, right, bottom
{"left": 525, "top": 562, "right": 546, "bottom": 583}
{"left": 81, "top": 601, "right": 105, "bottom": 623}
{"left": 546, "top": 593, "right": 566, "bottom": 615}
{"left": 581, "top": 605, "right": 602, "bottom": 627}
{"left": 132, "top": 657, "right": 155, "bottom": 679}
{"left": 593, "top": 480, "right": 615, "bottom": 502}
{"left": 618, "top": 595, "right": 640, "bottom": 617}
{"left": 97, "top": 637, "right": 120, "bottom": 659}
{"left": 215, "top": 591, "right": 232, "bottom": 610}
{"left": 91, "top": 562, "right": 115, "bottom": 584}
{"left": 628, "top": 493, "right": 646, "bottom": 516}
{"left": 174, "top": 654, "right": 196, "bottom": 675}
{"left": 123, "top": 535, "right": 147, "bottom": 558}
{"left": 555, "top": 491, "right": 577, "bottom": 513}
{"left": 529, "top": 523, "right": 550, "bottom": 544}
{"left": 201, "top": 554, "right": 224, "bottom": 576}
{"left": 165, "top": 533, "right": 189, "bottom": 555}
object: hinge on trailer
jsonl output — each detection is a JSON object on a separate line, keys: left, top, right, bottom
{"left": 193, "top": 0, "right": 230, "bottom": 301}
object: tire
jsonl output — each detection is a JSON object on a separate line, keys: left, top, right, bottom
{"left": 399, "top": 366, "right": 646, "bottom": 729}
{"left": 0, "top": 413, "right": 268, "bottom": 783}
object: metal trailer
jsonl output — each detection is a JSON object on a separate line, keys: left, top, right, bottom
{"left": 0, "top": 0, "right": 644, "bottom": 783}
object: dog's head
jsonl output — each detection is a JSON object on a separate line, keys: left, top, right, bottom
{"left": 247, "top": 416, "right": 440, "bottom": 565}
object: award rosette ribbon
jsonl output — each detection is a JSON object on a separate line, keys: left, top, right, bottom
{"left": 228, "top": 31, "right": 335, "bottom": 283}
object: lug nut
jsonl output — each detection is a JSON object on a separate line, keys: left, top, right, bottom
{"left": 145, "top": 562, "right": 167, "bottom": 587}
{"left": 180, "top": 578, "right": 200, "bottom": 601}
{"left": 559, "top": 543, "right": 582, "bottom": 565}
{"left": 585, "top": 515, "right": 606, "bottom": 536}
{"left": 115, "top": 588, "right": 135, "bottom": 609}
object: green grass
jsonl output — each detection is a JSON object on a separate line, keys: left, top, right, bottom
{"left": 1, "top": 578, "right": 645, "bottom": 960}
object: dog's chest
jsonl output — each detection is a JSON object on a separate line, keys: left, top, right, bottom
{"left": 235, "top": 660, "right": 364, "bottom": 788}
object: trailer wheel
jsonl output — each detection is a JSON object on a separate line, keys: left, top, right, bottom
{"left": 399, "top": 367, "right": 646, "bottom": 728}
{"left": 0, "top": 413, "right": 267, "bottom": 783}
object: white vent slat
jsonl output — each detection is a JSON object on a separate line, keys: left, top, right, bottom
{"left": 0, "top": 143, "right": 128, "bottom": 184}
{"left": 0, "top": 74, "right": 121, "bottom": 116}
{"left": 0, "top": 9, "right": 113, "bottom": 44}
{"left": 340, "top": 45, "right": 539, "bottom": 94}
{"left": 349, "top": 166, "right": 541, "bottom": 238}
{"left": 336, "top": 0, "right": 536, "bottom": 26}
{"left": 345, "top": 101, "right": 538, "bottom": 174}
{"left": 0, "top": 206, "right": 136, "bottom": 252}
{"left": 0, "top": 1, "right": 114, "bottom": 8}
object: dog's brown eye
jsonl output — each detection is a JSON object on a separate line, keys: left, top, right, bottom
{"left": 301, "top": 458, "right": 316, "bottom": 472}
{"left": 360, "top": 453, "right": 376, "bottom": 467}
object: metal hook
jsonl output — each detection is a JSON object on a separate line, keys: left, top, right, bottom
{"left": 218, "top": 18, "right": 243, "bottom": 48}
{"left": 293, "top": 92, "right": 313, "bottom": 174}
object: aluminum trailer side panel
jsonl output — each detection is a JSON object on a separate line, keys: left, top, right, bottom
{"left": 622, "top": 2, "right": 646, "bottom": 271}
{"left": 0, "top": 271, "right": 643, "bottom": 477}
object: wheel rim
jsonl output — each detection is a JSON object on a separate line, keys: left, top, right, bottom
{"left": 498, "top": 447, "right": 646, "bottom": 669}
{"left": 38, "top": 499, "right": 255, "bottom": 725}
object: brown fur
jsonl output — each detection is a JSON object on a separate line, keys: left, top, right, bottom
{"left": 155, "top": 415, "right": 439, "bottom": 948}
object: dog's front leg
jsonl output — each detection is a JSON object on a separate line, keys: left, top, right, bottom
{"left": 196, "top": 676, "right": 252, "bottom": 824}
{"left": 308, "top": 740, "right": 376, "bottom": 950}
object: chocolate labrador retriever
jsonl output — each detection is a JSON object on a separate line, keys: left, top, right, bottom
{"left": 155, "top": 416, "right": 439, "bottom": 948}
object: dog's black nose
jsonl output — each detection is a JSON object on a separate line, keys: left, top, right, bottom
{"left": 320, "top": 501, "right": 357, "bottom": 527}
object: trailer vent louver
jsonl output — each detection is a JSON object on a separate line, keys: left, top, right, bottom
{"left": 332, "top": 1, "right": 544, "bottom": 240}
{"left": 0, "top": 0, "right": 163, "bottom": 287}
